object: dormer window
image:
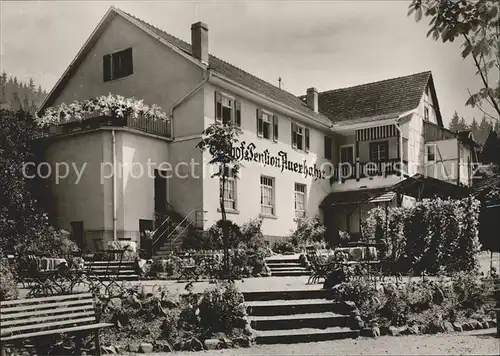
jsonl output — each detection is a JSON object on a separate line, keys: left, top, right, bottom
{"left": 424, "top": 107, "right": 429, "bottom": 121}
{"left": 103, "top": 48, "right": 133, "bottom": 82}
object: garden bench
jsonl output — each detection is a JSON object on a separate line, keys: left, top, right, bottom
{"left": 0, "top": 292, "right": 112, "bottom": 356}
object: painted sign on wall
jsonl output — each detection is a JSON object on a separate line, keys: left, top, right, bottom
{"left": 230, "top": 141, "right": 330, "bottom": 180}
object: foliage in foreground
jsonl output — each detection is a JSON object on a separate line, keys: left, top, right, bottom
{"left": 0, "top": 109, "right": 79, "bottom": 258}
{"left": 362, "top": 197, "right": 482, "bottom": 274}
{"left": 333, "top": 272, "right": 493, "bottom": 332}
{"left": 0, "top": 259, "right": 18, "bottom": 301}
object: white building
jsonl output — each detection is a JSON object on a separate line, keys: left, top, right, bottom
{"left": 38, "top": 7, "right": 478, "bottom": 253}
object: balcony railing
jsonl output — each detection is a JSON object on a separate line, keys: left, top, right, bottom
{"left": 331, "top": 158, "right": 408, "bottom": 183}
{"left": 38, "top": 112, "right": 172, "bottom": 139}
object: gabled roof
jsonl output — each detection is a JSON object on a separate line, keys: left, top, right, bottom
{"left": 303, "top": 71, "right": 443, "bottom": 126}
{"left": 39, "top": 7, "right": 330, "bottom": 124}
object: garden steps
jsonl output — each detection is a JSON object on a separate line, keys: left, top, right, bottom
{"left": 245, "top": 289, "right": 358, "bottom": 344}
{"left": 83, "top": 261, "right": 139, "bottom": 280}
{"left": 265, "top": 255, "right": 311, "bottom": 277}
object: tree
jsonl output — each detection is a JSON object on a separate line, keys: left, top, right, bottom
{"left": 449, "top": 111, "right": 461, "bottom": 131}
{"left": 0, "top": 109, "right": 75, "bottom": 256}
{"left": 197, "top": 122, "right": 241, "bottom": 281}
{"left": 470, "top": 117, "right": 479, "bottom": 136}
{"left": 409, "top": 0, "right": 500, "bottom": 121}
{"left": 477, "top": 116, "right": 493, "bottom": 145}
{"left": 457, "top": 117, "right": 469, "bottom": 132}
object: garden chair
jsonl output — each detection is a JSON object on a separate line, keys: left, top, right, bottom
{"left": 305, "top": 246, "right": 333, "bottom": 284}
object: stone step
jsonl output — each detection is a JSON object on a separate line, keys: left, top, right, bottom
{"left": 250, "top": 312, "right": 349, "bottom": 331}
{"left": 243, "top": 289, "right": 332, "bottom": 302}
{"left": 271, "top": 270, "right": 311, "bottom": 277}
{"left": 268, "top": 266, "right": 308, "bottom": 272}
{"left": 246, "top": 299, "right": 341, "bottom": 316}
{"left": 254, "top": 326, "right": 359, "bottom": 344}
{"left": 87, "top": 269, "right": 137, "bottom": 274}
{"left": 84, "top": 261, "right": 135, "bottom": 266}
{"left": 266, "top": 258, "right": 301, "bottom": 264}
{"left": 266, "top": 262, "right": 304, "bottom": 268}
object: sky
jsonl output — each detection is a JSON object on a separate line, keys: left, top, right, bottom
{"left": 0, "top": 0, "right": 492, "bottom": 127}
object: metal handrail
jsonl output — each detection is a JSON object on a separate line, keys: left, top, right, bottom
{"left": 166, "top": 209, "right": 206, "bottom": 256}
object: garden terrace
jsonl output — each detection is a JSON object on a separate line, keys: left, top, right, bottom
{"left": 38, "top": 112, "right": 172, "bottom": 139}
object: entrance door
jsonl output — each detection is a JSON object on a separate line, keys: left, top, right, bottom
{"left": 154, "top": 169, "right": 168, "bottom": 214}
{"left": 70, "top": 221, "right": 84, "bottom": 249}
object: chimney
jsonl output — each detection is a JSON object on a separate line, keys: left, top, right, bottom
{"left": 191, "top": 22, "right": 209, "bottom": 64}
{"left": 306, "top": 87, "right": 318, "bottom": 113}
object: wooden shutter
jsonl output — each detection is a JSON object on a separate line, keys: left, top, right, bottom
{"left": 305, "top": 128, "right": 310, "bottom": 152}
{"left": 256, "top": 108, "right": 263, "bottom": 136}
{"left": 234, "top": 100, "right": 241, "bottom": 127}
{"left": 272, "top": 115, "right": 278, "bottom": 141}
{"left": 103, "top": 54, "right": 111, "bottom": 82}
{"left": 124, "top": 48, "right": 133, "bottom": 76}
{"left": 291, "top": 122, "right": 296, "bottom": 148}
{"left": 215, "top": 91, "right": 222, "bottom": 123}
{"left": 324, "top": 136, "right": 332, "bottom": 160}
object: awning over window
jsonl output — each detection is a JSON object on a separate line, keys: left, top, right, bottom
{"left": 369, "top": 191, "right": 396, "bottom": 204}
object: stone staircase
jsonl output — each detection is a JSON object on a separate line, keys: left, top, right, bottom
{"left": 265, "top": 255, "right": 310, "bottom": 276}
{"left": 244, "top": 289, "right": 359, "bottom": 344}
{"left": 83, "top": 260, "right": 139, "bottom": 280}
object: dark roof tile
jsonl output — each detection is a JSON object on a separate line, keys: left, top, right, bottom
{"left": 310, "top": 71, "right": 433, "bottom": 123}
{"left": 119, "top": 9, "right": 330, "bottom": 124}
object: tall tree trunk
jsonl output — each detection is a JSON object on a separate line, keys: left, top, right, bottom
{"left": 220, "top": 164, "right": 231, "bottom": 281}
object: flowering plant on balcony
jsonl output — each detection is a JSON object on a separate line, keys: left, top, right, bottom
{"left": 36, "top": 93, "right": 168, "bottom": 127}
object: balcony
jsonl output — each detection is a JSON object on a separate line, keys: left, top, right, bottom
{"left": 331, "top": 158, "right": 408, "bottom": 183}
{"left": 38, "top": 111, "right": 172, "bottom": 139}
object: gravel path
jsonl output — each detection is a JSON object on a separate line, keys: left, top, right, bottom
{"left": 147, "top": 329, "right": 499, "bottom": 356}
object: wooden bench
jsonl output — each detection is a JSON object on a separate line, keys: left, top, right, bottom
{"left": 0, "top": 293, "right": 113, "bottom": 356}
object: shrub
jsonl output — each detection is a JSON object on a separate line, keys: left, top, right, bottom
{"left": 0, "top": 259, "right": 18, "bottom": 301}
{"left": 290, "top": 217, "right": 326, "bottom": 248}
{"left": 240, "top": 218, "right": 266, "bottom": 250}
{"left": 207, "top": 220, "right": 243, "bottom": 250}
{"left": 333, "top": 278, "right": 381, "bottom": 324}
{"left": 197, "top": 282, "right": 246, "bottom": 337}
{"left": 271, "top": 239, "right": 296, "bottom": 254}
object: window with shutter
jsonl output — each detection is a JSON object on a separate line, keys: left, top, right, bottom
{"left": 103, "top": 48, "right": 133, "bottom": 82}
{"left": 291, "top": 122, "right": 307, "bottom": 151}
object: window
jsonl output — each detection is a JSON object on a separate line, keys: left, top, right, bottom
{"left": 426, "top": 144, "right": 436, "bottom": 162}
{"left": 369, "top": 141, "right": 389, "bottom": 162}
{"left": 292, "top": 123, "right": 310, "bottom": 151}
{"left": 294, "top": 183, "right": 306, "bottom": 218}
{"left": 215, "top": 92, "right": 241, "bottom": 127}
{"left": 103, "top": 48, "right": 133, "bottom": 82}
{"left": 260, "top": 176, "right": 275, "bottom": 216}
{"left": 257, "top": 109, "right": 277, "bottom": 139}
{"left": 219, "top": 167, "right": 237, "bottom": 211}
{"left": 424, "top": 106, "right": 429, "bottom": 121}
{"left": 324, "top": 136, "right": 333, "bottom": 160}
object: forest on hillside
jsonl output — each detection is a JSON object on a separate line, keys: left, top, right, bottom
{"left": 448, "top": 111, "right": 500, "bottom": 146}
{"left": 0, "top": 73, "right": 47, "bottom": 115}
